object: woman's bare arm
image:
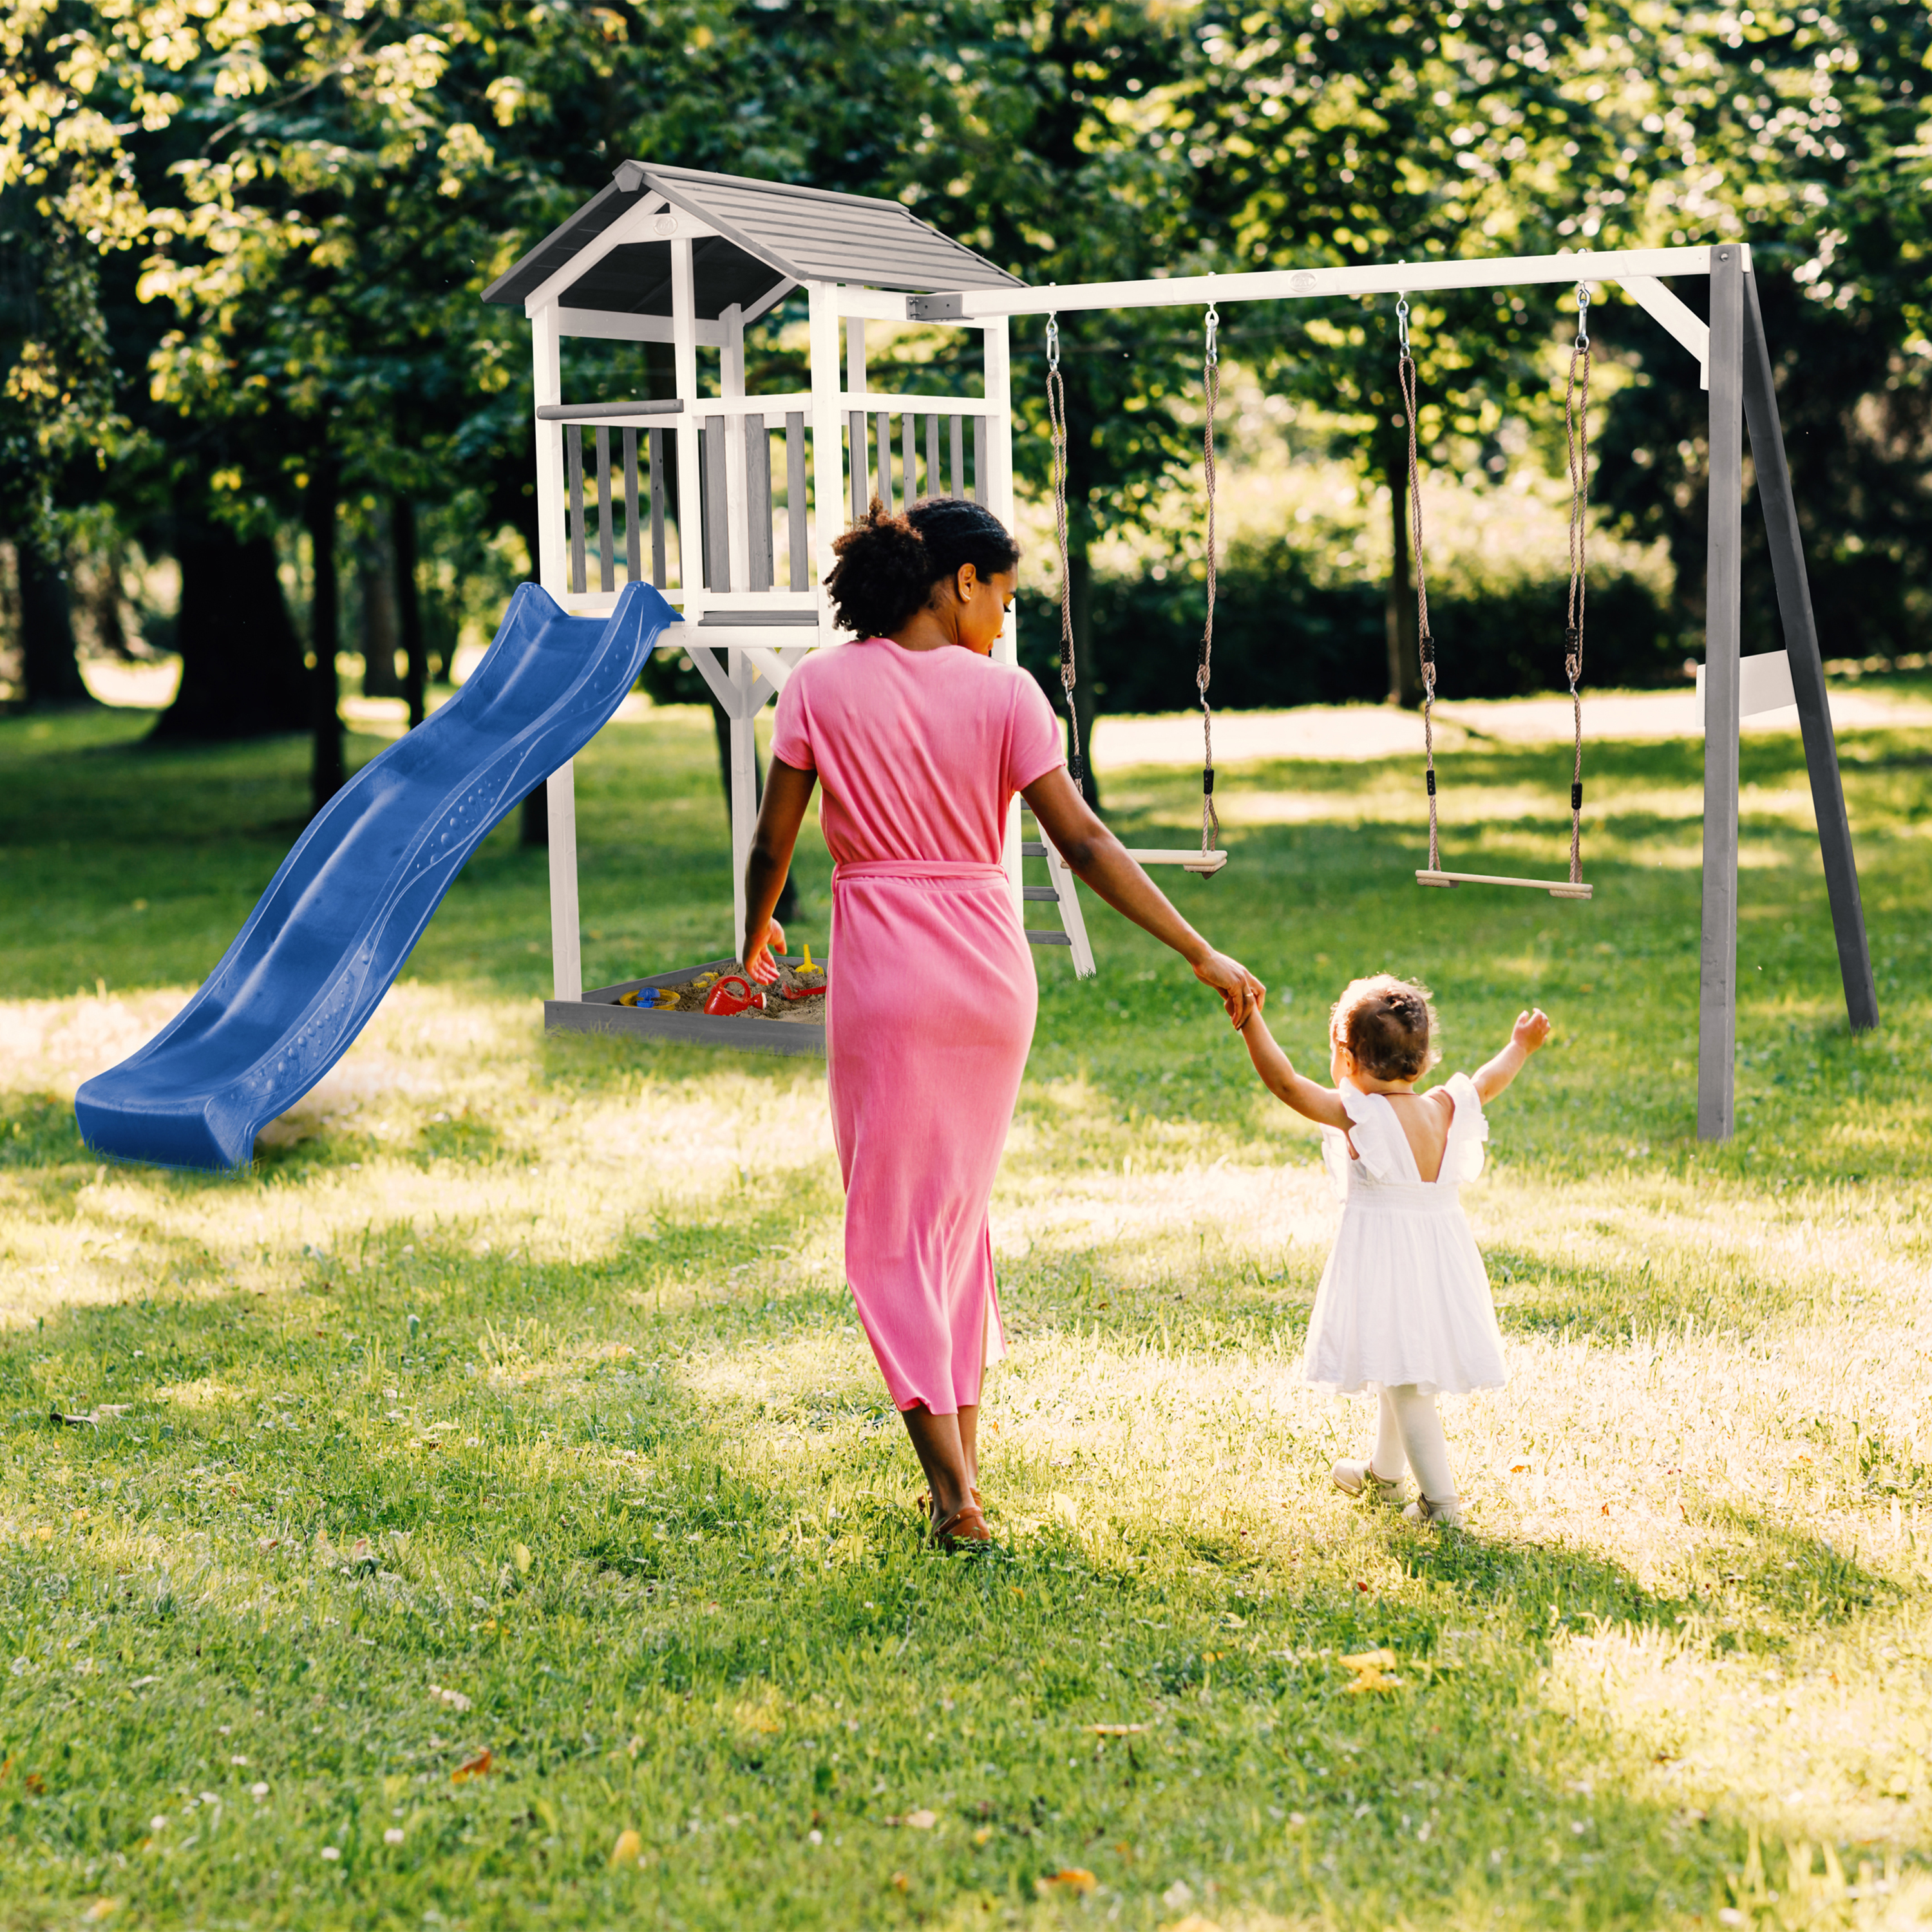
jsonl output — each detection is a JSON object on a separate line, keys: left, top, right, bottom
{"left": 1237, "top": 1010, "right": 1352, "bottom": 1128}
{"left": 1021, "top": 764, "right": 1264, "bottom": 1027}
{"left": 743, "top": 757, "right": 817, "bottom": 981}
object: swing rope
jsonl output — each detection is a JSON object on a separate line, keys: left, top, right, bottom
{"left": 1045, "top": 313, "right": 1083, "bottom": 793}
{"left": 1396, "top": 295, "right": 1440, "bottom": 875}
{"left": 1198, "top": 304, "right": 1221, "bottom": 857}
{"left": 1563, "top": 283, "right": 1591, "bottom": 887}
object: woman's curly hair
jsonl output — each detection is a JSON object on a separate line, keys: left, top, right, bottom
{"left": 824, "top": 495, "right": 1019, "bottom": 639}
{"left": 1329, "top": 974, "right": 1441, "bottom": 1082}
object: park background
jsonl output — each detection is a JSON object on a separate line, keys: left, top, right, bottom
{"left": 6, "top": 4, "right": 1932, "bottom": 1931}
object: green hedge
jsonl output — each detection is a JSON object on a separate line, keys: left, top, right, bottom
{"left": 1018, "top": 539, "right": 1685, "bottom": 714}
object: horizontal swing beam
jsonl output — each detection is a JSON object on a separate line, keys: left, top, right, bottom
{"left": 907, "top": 244, "right": 1740, "bottom": 322}
{"left": 1417, "top": 869, "right": 1593, "bottom": 900}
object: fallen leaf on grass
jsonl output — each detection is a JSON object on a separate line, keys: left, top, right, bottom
{"left": 1168, "top": 1918, "right": 1225, "bottom": 1932}
{"left": 428, "top": 1684, "right": 472, "bottom": 1712}
{"left": 81, "top": 1900, "right": 121, "bottom": 1922}
{"left": 1037, "top": 1868, "right": 1097, "bottom": 1895}
{"left": 512, "top": 1544, "right": 532, "bottom": 1575}
{"left": 885, "top": 1808, "right": 937, "bottom": 1828}
{"left": 1090, "top": 1724, "right": 1146, "bottom": 1737}
{"left": 451, "top": 1750, "right": 493, "bottom": 1783}
{"left": 24, "top": 1774, "right": 44, "bottom": 1794}
{"left": 1339, "top": 1649, "right": 1401, "bottom": 1694}
{"left": 890, "top": 1871, "right": 909, "bottom": 1891}
{"left": 609, "top": 1828, "right": 642, "bottom": 1868}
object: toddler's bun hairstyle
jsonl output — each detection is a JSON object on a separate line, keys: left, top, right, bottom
{"left": 1331, "top": 974, "right": 1440, "bottom": 1082}
{"left": 825, "top": 495, "right": 1019, "bottom": 639}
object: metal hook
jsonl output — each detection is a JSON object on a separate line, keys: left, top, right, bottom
{"left": 1575, "top": 281, "right": 1591, "bottom": 352}
{"left": 1396, "top": 293, "right": 1410, "bottom": 354}
{"left": 1204, "top": 303, "right": 1220, "bottom": 368}
{"left": 1046, "top": 312, "right": 1060, "bottom": 371}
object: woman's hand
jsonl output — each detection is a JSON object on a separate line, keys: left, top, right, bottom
{"left": 744, "top": 916, "right": 786, "bottom": 985}
{"left": 1192, "top": 949, "right": 1265, "bottom": 1028}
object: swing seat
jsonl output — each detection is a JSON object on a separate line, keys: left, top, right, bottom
{"left": 1416, "top": 869, "right": 1592, "bottom": 900}
{"left": 1126, "top": 847, "right": 1229, "bottom": 877}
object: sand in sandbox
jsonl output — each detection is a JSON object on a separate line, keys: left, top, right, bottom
{"left": 663, "top": 958, "right": 827, "bottom": 1023}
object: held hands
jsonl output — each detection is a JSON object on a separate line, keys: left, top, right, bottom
{"left": 1193, "top": 950, "right": 1266, "bottom": 1029}
{"left": 744, "top": 916, "right": 787, "bottom": 985}
{"left": 1512, "top": 1007, "right": 1552, "bottom": 1054}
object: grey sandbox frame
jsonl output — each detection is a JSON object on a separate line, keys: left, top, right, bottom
{"left": 544, "top": 956, "right": 826, "bottom": 1058}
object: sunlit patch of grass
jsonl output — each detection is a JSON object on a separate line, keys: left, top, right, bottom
{"left": 7, "top": 704, "right": 1932, "bottom": 1925}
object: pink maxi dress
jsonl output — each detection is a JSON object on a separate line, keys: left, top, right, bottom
{"left": 770, "top": 636, "right": 1064, "bottom": 1415}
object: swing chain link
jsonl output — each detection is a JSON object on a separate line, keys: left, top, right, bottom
{"left": 1397, "top": 293, "right": 1439, "bottom": 873}
{"left": 1564, "top": 281, "right": 1591, "bottom": 886}
{"left": 1045, "top": 312, "right": 1084, "bottom": 792}
{"left": 1198, "top": 305, "right": 1221, "bottom": 856}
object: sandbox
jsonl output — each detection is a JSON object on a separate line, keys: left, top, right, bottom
{"left": 544, "top": 954, "right": 827, "bottom": 1057}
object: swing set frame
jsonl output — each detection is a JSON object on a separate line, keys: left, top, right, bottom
{"left": 912, "top": 241, "right": 1879, "bottom": 1142}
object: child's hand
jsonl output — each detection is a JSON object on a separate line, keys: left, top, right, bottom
{"left": 1512, "top": 1008, "right": 1551, "bottom": 1053}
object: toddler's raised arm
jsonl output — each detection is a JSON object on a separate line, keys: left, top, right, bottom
{"left": 1472, "top": 1008, "right": 1552, "bottom": 1103}
{"left": 1238, "top": 1011, "right": 1352, "bottom": 1129}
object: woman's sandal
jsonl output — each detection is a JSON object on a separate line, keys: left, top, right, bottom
{"left": 930, "top": 1499, "right": 992, "bottom": 1549}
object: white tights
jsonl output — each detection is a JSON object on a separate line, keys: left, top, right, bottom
{"left": 1369, "top": 1384, "right": 1457, "bottom": 1505}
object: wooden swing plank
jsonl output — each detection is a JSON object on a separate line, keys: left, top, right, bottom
{"left": 1416, "top": 869, "right": 1592, "bottom": 900}
{"left": 1125, "top": 847, "right": 1229, "bottom": 876}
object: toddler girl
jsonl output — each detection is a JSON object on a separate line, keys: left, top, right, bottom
{"left": 1237, "top": 975, "right": 1549, "bottom": 1526}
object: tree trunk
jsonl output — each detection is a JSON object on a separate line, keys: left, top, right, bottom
{"left": 710, "top": 699, "right": 796, "bottom": 924}
{"left": 307, "top": 455, "right": 345, "bottom": 813}
{"left": 153, "top": 522, "right": 308, "bottom": 739}
{"left": 395, "top": 495, "right": 426, "bottom": 729}
{"left": 1383, "top": 437, "right": 1421, "bottom": 708}
{"left": 520, "top": 786, "right": 548, "bottom": 848}
{"left": 17, "top": 540, "right": 91, "bottom": 706}
{"left": 357, "top": 506, "right": 402, "bottom": 697}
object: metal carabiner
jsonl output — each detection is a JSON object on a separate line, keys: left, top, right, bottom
{"left": 1575, "top": 281, "right": 1591, "bottom": 352}
{"left": 1396, "top": 293, "right": 1411, "bottom": 354}
{"left": 1046, "top": 312, "right": 1060, "bottom": 372}
{"left": 1204, "top": 303, "right": 1220, "bottom": 368}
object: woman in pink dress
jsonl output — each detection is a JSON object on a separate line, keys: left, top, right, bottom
{"left": 743, "top": 498, "right": 1262, "bottom": 1546}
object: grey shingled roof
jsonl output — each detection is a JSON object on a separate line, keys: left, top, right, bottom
{"left": 482, "top": 162, "right": 1023, "bottom": 315}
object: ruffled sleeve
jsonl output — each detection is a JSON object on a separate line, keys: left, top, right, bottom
{"left": 1441, "top": 1071, "right": 1490, "bottom": 1184}
{"left": 1319, "top": 1080, "right": 1412, "bottom": 1198}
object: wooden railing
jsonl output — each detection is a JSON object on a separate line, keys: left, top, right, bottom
{"left": 543, "top": 393, "right": 992, "bottom": 603}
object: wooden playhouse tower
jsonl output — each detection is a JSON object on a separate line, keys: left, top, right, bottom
{"left": 482, "top": 163, "right": 1096, "bottom": 1050}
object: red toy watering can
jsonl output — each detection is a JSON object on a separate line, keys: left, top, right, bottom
{"left": 702, "top": 974, "right": 764, "bottom": 1017}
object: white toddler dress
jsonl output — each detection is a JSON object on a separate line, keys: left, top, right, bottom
{"left": 1301, "top": 1074, "right": 1506, "bottom": 1396}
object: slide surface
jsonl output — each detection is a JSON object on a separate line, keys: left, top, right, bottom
{"left": 77, "top": 580, "right": 677, "bottom": 1170}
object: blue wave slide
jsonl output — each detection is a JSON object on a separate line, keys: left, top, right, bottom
{"left": 76, "top": 580, "right": 677, "bottom": 1171}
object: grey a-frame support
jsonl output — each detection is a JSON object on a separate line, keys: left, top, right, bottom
{"left": 1698, "top": 245, "right": 1879, "bottom": 1141}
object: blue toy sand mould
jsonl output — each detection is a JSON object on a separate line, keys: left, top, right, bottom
{"left": 75, "top": 581, "right": 677, "bottom": 1171}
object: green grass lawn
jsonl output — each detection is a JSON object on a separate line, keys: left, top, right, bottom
{"left": 3, "top": 696, "right": 1931, "bottom": 1929}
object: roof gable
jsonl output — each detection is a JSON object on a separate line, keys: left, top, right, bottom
{"left": 482, "top": 163, "right": 1022, "bottom": 314}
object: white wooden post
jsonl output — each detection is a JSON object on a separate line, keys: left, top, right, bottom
{"left": 721, "top": 301, "right": 750, "bottom": 597}
{"left": 531, "top": 299, "right": 567, "bottom": 594}
{"left": 671, "top": 238, "right": 703, "bottom": 610}
{"left": 846, "top": 307, "right": 867, "bottom": 517}
{"left": 808, "top": 281, "right": 844, "bottom": 622}
{"left": 530, "top": 298, "right": 582, "bottom": 997}
{"left": 730, "top": 657, "right": 759, "bottom": 959}
{"left": 981, "top": 314, "right": 1025, "bottom": 918}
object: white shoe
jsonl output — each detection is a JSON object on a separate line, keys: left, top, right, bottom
{"left": 1402, "top": 1495, "right": 1464, "bottom": 1528}
{"left": 1331, "top": 1459, "right": 1410, "bottom": 1506}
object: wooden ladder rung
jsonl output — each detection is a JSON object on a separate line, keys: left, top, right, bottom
{"left": 1020, "top": 841, "right": 1048, "bottom": 858}
{"left": 1021, "top": 886, "right": 1060, "bottom": 902}
{"left": 1417, "top": 869, "right": 1593, "bottom": 900}
{"left": 1026, "top": 929, "right": 1074, "bottom": 946}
